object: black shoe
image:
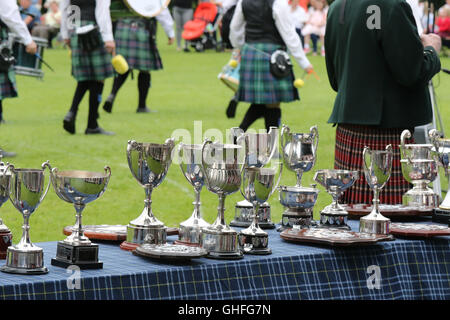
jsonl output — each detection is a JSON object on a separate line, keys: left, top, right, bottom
{"left": 136, "top": 107, "right": 156, "bottom": 113}
{"left": 103, "top": 101, "right": 113, "bottom": 113}
{"left": 226, "top": 100, "right": 238, "bottom": 118}
{"left": 0, "top": 149, "right": 17, "bottom": 158}
{"left": 63, "top": 111, "right": 76, "bottom": 134}
{"left": 183, "top": 48, "right": 190, "bottom": 52}
{"left": 85, "top": 127, "right": 115, "bottom": 135}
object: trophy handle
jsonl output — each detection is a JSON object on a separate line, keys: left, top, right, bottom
{"left": 429, "top": 129, "right": 443, "bottom": 165}
{"left": 268, "top": 126, "right": 279, "bottom": 163}
{"left": 201, "top": 139, "right": 213, "bottom": 189}
{"left": 280, "top": 124, "right": 290, "bottom": 153}
{"left": 40, "top": 160, "right": 52, "bottom": 204}
{"left": 104, "top": 166, "right": 112, "bottom": 178}
{"left": 239, "top": 164, "right": 247, "bottom": 200}
{"left": 400, "top": 129, "right": 413, "bottom": 164}
{"left": 313, "top": 170, "right": 324, "bottom": 188}
{"left": 385, "top": 144, "right": 393, "bottom": 179}
{"left": 269, "top": 162, "right": 283, "bottom": 198}
{"left": 310, "top": 125, "right": 319, "bottom": 157}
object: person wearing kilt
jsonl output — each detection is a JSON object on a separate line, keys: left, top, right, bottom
{"left": 325, "top": 0, "right": 442, "bottom": 205}
{"left": 229, "top": 0, "right": 313, "bottom": 132}
{"left": 102, "top": 9, "right": 175, "bottom": 114}
{"left": 0, "top": 0, "right": 37, "bottom": 157}
{"left": 60, "top": 0, "right": 116, "bottom": 135}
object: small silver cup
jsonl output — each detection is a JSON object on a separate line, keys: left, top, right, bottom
{"left": 0, "top": 161, "right": 14, "bottom": 258}
{"left": 176, "top": 143, "right": 210, "bottom": 246}
{"left": 238, "top": 165, "right": 281, "bottom": 255}
{"left": 359, "top": 145, "right": 393, "bottom": 235}
{"left": 314, "top": 169, "right": 359, "bottom": 230}
{"left": 121, "top": 138, "right": 175, "bottom": 251}
{"left": 229, "top": 127, "right": 278, "bottom": 229}
{"left": 200, "top": 140, "right": 243, "bottom": 259}
{"left": 1, "top": 162, "right": 51, "bottom": 274}
{"left": 44, "top": 162, "right": 111, "bottom": 269}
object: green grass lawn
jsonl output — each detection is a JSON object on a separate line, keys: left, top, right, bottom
{"left": 1, "top": 34, "right": 449, "bottom": 244}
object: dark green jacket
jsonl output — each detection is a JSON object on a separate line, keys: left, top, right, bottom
{"left": 325, "top": 0, "right": 441, "bottom": 128}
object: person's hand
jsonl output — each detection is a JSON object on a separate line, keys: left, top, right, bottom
{"left": 25, "top": 41, "right": 38, "bottom": 55}
{"left": 421, "top": 33, "right": 442, "bottom": 53}
{"left": 104, "top": 40, "right": 116, "bottom": 55}
{"left": 64, "top": 38, "right": 71, "bottom": 48}
{"left": 305, "top": 65, "right": 314, "bottom": 74}
{"left": 168, "top": 37, "right": 174, "bottom": 45}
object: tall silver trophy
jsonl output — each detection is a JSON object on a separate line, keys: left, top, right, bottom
{"left": 1, "top": 162, "right": 51, "bottom": 274}
{"left": 201, "top": 140, "right": 243, "bottom": 259}
{"left": 0, "top": 161, "right": 14, "bottom": 259}
{"left": 175, "top": 143, "right": 210, "bottom": 246}
{"left": 313, "top": 169, "right": 359, "bottom": 229}
{"left": 121, "top": 138, "right": 175, "bottom": 251}
{"left": 359, "top": 145, "right": 393, "bottom": 235}
{"left": 400, "top": 129, "right": 438, "bottom": 208}
{"left": 43, "top": 162, "right": 111, "bottom": 269}
{"left": 238, "top": 166, "right": 281, "bottom": 255}
{"left": 278, "top": 124, "right": 319, "bottom": 230}
{"left": 429, "top": 129, "right": 450, "bottom": 222}
{"left": 229, "top": 127, "right": 278, "bottom": 229}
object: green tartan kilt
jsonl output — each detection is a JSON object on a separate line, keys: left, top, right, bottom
{"left": 70, "top": 22, "right": 114, "bottom": 82}
{"left": 115, "top": 19, "right": 162, "bottom": 71}
{"left": 0, "top": 69, "right": 17, "bottom": 100}
{"left": 237, "top": 43, "right": 299, "bottom": 104}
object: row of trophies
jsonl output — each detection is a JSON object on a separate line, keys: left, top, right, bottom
{"left": 0, "top": 125, "right": 448, "bottom": 274}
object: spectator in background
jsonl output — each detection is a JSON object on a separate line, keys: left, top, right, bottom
{"left": 173, "top": 0, "right": 197, "bottom": 52}
{"left": 302, "top": 0, "right": 328, "bottom": 56}
{"left": 288, "top": 0, "right": 308, "bottom": 47}
{"left": 436, "top": 1, "right": 450, "bottom": 44}
{"left": 19, "top": 0, "right": 41, "bottom": 32}
{"left": 32, "top": 0, "right": 43, "bottom": 11}
{"left": 32, "top": 0, "right": 61, "bottom": 48}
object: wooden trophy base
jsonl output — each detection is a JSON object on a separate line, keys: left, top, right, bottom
{"left": 51, "top": 241, "right": 103, "bottom": 269}
{"left": 432, "top": 208, "right": 450, "bottom": 225}
{"left": 0, "top": 230, "right": 12, "bottom": 260}
{"left": 120, "top": 241, "right": 139, "bottom": 251}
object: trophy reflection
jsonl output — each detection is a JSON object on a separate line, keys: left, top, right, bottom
{"left": 1, "top": 162, "right": 51, "bottom": 274}
{"left": 44, "top": 162, "right": 111, "bottom": 269}
{"left": 121, "top": 139, "right": 175, "bottom": 251}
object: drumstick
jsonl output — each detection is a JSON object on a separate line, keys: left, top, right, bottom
{"left": 35, "top": 53, "right": 55, "bottom": 72}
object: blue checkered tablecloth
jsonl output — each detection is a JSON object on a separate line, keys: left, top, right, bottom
{"left": 0, "top": 219, "right": 449, "bottom": 300}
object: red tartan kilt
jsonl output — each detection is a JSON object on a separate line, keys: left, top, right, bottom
{"left": 334, "top": 124, "right": 414, "bottom": 205}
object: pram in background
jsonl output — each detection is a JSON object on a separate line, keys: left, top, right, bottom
{"left": 182, "top": 2, "right": 223, "bottom": 52}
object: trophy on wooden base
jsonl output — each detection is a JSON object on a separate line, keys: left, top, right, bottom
{"left": 0, "top": 161, "right": 13, "bottom": 259}
{"left": 121, "top": 139, "right": 175, "bottom": 251}
{"left": 1, "top": 162, "right": 51, "bottom": 274}
{"left": 278, "top": 125, "right": 319, "bottom": 231}
{"left": 44, "top": 162, "right": 111, "bottom": 269}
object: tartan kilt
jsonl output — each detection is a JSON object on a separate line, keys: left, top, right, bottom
{"left": 237, "top": 42, "right": 299, "bottom": 104}
{"left": 0, "top": 69, "right": 17, "bottom": 100}
{"left": 115, "top": 19, "right": 162, "bottom": 71}
{"left": 334, "top": 124, "right": 414, "bottom": 205}
{"left": 70, "top": 21, "right": 114, "bottom": 82}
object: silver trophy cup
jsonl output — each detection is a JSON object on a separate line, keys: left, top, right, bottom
{"left": 429, "top": 129, "right": 450, "bottom": 211}
{"left": 44, "top": 162, "right": 111, "bottom": 269}
{"left": 359, "top": 145, "right": 393, "bottom": 235}
{"left": 176, "top": 143, "right": 210, "bottom": 246}
{"left": 278, "top": 125, "right": 319, "bottom": 231}
{"left": 1, "top": 163, "right": 51, "bottom": 274}
{"left": 400, "top": 129, "right": 438, "bottom": 208}
{"left": 229, "top": 127, "right": 278, "bottom": 229}
{"left": 121, "top": 138, "right": 175, "bottom": 251}
{"left": 238, "top": 166, "right": 281, "bottom": 255}
{"left": 0, "top": 161, "right": 14, "bottom": 259}
{"left": 313, "top": 169, "right": 359, "bottom": 230}
{"left": 201, "top": 140, "right": 243, "bottom": 259}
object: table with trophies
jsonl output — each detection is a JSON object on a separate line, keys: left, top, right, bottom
{"left": 0, "top": 126, "right": 448, "bottom": 300}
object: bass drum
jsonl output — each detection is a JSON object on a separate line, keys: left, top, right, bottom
{"left": 110, "top": 0, "right": 171, "bottom": 20}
